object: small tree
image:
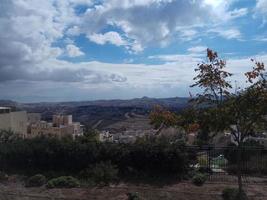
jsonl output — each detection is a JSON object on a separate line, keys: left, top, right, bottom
{"left": 191, "top": 49, "right": 267, "bottom": 198}
{"left": 223, "top": 60, "right": 266, "bottom": 197}
{"left": 148, "top": 49, "right": 266, "bottom": 197}
{"left": 149, "top": 105, "right": 180, "bottom": 134}
{"left": 190, "top": 49, "right": 233, "bottom": 137}
{"left": 191, "top": 48, "right": 233, "bottom": 106}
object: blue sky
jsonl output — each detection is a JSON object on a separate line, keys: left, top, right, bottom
{"left": 0, "top": 0, "right": 267, "bottom": 102}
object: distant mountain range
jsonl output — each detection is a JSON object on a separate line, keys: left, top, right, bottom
{"left": 0, "top": 97, "right": 190, "bottom": 129}
{"left": 0, "top": 97, "right": 190, "bottom": 110}
{"left": 16, "top": 96, "right": 189, "bottom": 108}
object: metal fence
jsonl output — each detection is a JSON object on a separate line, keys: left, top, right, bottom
{"left": 186, "top": 146, "right": 267, "bottom": 183}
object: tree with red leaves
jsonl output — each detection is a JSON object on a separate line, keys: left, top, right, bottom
{"left": 191, "top": 49, "right": 267, "bottom": 198}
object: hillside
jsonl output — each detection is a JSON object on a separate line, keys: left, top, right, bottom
{"left": 0, "top": 97, "right": 189, "bottom": 129}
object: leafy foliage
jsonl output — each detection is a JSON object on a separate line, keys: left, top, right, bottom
{"left": 190, "top": 48, "right": 267, "bottom": 196}
{"left": 149, "top": 105, "right": 180, "bottom": 133}
{"left": 79, "top": 161, "right": 118, "bottom": 185}
{"left": 47, "top": 176, "right": 80, "bottom": 188}
{"left": 0, "top": 136, "right": 189, "bottom": 180}
{"left": 26, "top": 174, "right": 46, "bottom": 187}
{"left": 191, "top": 48, "right": 232, "bottom": 105}
{"left": 222, "top": 187, "right": 248, "bottom": 200}
{"left": 192, "top": 173, "right": 207, "bottom": 186}
{"left": 0, "top": 129, "right": 20, "bottom": 143}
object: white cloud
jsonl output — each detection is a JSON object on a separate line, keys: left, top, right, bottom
{"left": 88, "top": 31, "right": 127, "bottom": 46}
{"left": 188, "top": 46, "right": 207, "bottom": 53}
{"left": 67, "top": 26, "right": 81, "bottom": 36}
{"left": 0, "top": 0, "right": 265, "bottom": 102}
{"left": 87, "top": 31, "right": 145, "bottom": 53}
{"left": 254, "top": 36, "right": 267, "bottom": 42}
{"left": 149, "top": 54, "right": 202, "bottom": 63}
{"left": 68, "top": 0, "right": 93, "bottom": 5}
{"left": 0, "top": 0, "right": 247, "bottom": 66}
{"left": 0, "top": 0, "right": 80, "bottom": 67}
{"left": 209, "top": 28, "right": 242, "bottom": 39}
{"left": 66, "top": 44, "right": 84, "bottom": 57}
{"left": 78, "top": 0, "right": 244, "bottom": 52}
{"left": 4, "top": 52, "right": 267, "bottom": 102}
{"left": 229, "top": 8, "right": 248, "bottom": 18}
{"left": 130, "top": 42, "right": 144, "bottom": 53}
{"left": 203, "top": 0, "right": 247, "bottom": 21}
{"left": 180, "top": 29, "right": 198, "bottom": 36}
{"left": 254, "top": 0, "right": 267, "bottom": 23}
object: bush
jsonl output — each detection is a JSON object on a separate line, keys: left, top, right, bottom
{"left": 0, "top": 136, "right": 189, "bottom": 180}
{"left": 26, "top": 174, "right": 46, "bottom": 187}
{"left": 192, "top": 173, "right": 207, "bottom": 186}
{"left": 0, "top": 171, "right": 8, "bottom": 182}
{"left": 47, "top": 176, "right": 80, "bottom": 188}
{"left": 198, "top": 166, "right": 212, "bottom": 174}
{"left": 222, "top": 188, "right": 248, "bottom": 200}
{"left": 79, "top": 161, "right": 118, "bottom": 185}
{"left": 127, "top": 192, "right": 141, "bottom": 200}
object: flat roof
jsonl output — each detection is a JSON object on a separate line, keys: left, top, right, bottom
{"left": 0, "top": 107, "right": 11, "bottom": 109}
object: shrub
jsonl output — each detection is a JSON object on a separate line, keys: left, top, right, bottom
{"left": 127, "top": 192, "right": 141, "bottom": 200}
{"left": 79, "top": 161, "right": 118, "bottom": 185}
{"left": 222, "top": 188, "right": 248, "bottom": 200}
{"left": 47, "top": 176, "right": 80, "bottom": 188}
{"left": 26, "top": 174, "right": 46, "bottom": 187}
{"left": 0, "top": 137, "right": 189, "bottom": 180}
{"left": 198, "top": 166, "right": 212, "bottom": 174}
{"left": 192, "top": 173, "right": 207, "bottom": 186}
{"left": 0, "top": 171, "right": 8, "bottom": 182}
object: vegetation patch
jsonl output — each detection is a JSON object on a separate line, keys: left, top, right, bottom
{"left": 79, "top": 161, "right": 118, "bottom": 185}
{"left": 26, "top": 174, "right": 46, "bottom": 187}
{"left": 222, "top": 187, "right": 248, "bottom": 200}
{"left": 127, "top": 192, "right": 141, "bottom": 200}
{"left": 47, "top": 176, "right": 80, "bottom": 188}
{"left": 192, "top": 173, "right": 207, "bottom": 186}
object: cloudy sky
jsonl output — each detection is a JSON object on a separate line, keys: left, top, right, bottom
{"left": 0, "top": 0, "right": 267, "bottom": 102}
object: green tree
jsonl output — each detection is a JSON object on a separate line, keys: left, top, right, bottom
{"left": 191, "top": 49, "right": 267, "bottom": 199}
{"left": 190, "top": 49, "right": 233, "bottom": 140}
{"left": 0, "top": 129, "right": 20, "bottom": 143}
{"left": 148, "top": 49, "right": 266, "bottom": 197}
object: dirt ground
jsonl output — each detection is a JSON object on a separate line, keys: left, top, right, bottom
{"left": 0, "top": 177, "right": 266, "bottom": 200}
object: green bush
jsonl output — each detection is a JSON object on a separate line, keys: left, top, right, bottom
{"left": 192, "top": 173, "right": 207, "bottom": 186}
{"left": 79, "top": 161, "right": 118, "bottom": 185}
{"left": 0, "top": 171, "right": 8, "bottom": 182}
{"left": 26, "top": 174, "right": 46, "bottom": 187}
{"left": 47, "top": 176, "right": 80, "bottom": 188}
{"left": 0, "top": 136, "right": 189, "bottom": 180}
{"left": 127, "top": 192, "right": 141, "bottom": 200}
{"left": 222, "top": 188, "right": 248, "bottom": 200}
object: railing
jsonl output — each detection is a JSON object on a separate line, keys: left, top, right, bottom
{"left": 186, "top": 145, "right": 267, "bottom": 182}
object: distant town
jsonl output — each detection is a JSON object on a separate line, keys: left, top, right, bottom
{"left": 0, "top": 106, "right": 83, "bottom": 139}
{"left": 1, "top": 104, "right": 266, "bottom": 148}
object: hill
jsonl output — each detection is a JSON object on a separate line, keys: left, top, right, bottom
{"left": 0, "top": 97, "right": 190, "bottom": 130}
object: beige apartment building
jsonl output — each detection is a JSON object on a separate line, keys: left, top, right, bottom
{"left": 0, "top": 107, "right": 27, "bottom": 138}
{"left": 0, "top": 107, "right": 83, "bottom": 139}
{"left": 28, "top": 114, "right": 83, "bottom": 139}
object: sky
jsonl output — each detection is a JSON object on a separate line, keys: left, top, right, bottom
{"left": 0, "top": 0, "right": 267, "bottom": 102}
